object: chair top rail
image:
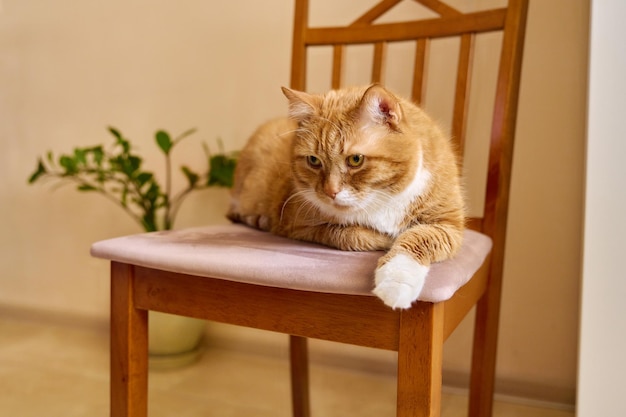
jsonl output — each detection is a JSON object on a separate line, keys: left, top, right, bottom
{"left": 304, "top": 8, "right": 506, "bottom": 46}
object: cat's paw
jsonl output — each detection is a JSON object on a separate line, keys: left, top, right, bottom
{"left": 373, "top": 254, "right": 429, "bottom": 309}
{"left": 241, "top": 214, "right": 271, "bottom": 231}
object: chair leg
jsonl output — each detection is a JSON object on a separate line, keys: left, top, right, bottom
{"left": 396, "top": 303, "right": 444, "bottom": 417}
{"left": 289, "top": 335, "right": 311, "bottom": 417}
{"left": 110, "top": 262, "right": 149, "bottom": 417}
{"left": 468, "top": 284, "right": 501, "bottom": 417}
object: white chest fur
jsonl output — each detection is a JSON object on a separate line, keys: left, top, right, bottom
{"left": 335, "top": 159, "right": 431, "bottom": 236}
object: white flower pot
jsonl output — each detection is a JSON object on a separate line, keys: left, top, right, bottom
{"left": 148, "top": 311, "right": 206, "bottom": 369}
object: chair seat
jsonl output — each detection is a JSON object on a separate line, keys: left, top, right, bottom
{"left": 91, "top": 224, "right": 492, "bottom": 303}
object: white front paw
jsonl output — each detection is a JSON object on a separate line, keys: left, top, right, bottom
{"left": 373, "top": 254, "right": 429, "bottom": 309}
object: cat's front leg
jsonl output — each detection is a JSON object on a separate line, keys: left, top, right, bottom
{"left": 373, "top": 254, "right": 430, "bottom": 309}
{"left": 287, "top": 223, "right": 394, "bottom": 251}
{"left": 373, "top": 223, "right": 463, "bottom": 309}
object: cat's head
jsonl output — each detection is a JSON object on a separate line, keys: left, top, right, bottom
{"left": 282, "top": 84, "right": 424, "bottom": 220}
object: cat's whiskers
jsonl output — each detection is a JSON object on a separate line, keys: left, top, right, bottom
{"left": 368, "top": 189, "right": 399, "bottom": 209}
{"left": 300, "top": 191, "right": 331, "bottom": 227}
{"left": 295, "top": 194, "right": 319, "bottom": 224}
{"left": 276, "top": 129, "right": 299, "bottom": 139}
{"left": 280, "top": 189, "right": 326, "bottom": 228}
{"left": 280, "top": 190, "right": 307, "bottom": 224}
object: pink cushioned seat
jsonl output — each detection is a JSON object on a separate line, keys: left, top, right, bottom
{"left": 90, "top": 224, "right": 492, "bottom": 303}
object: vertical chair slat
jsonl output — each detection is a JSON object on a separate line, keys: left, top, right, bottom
{"left": 349, "top": 0, "right": 399, "bottom": 90}
{"left": 451, "top": 33, "right": 475, "bottom": 158}
{"left": 413, "top": 0, "right": 463, "bottom": 106}
{"left": 331, "top": 45, "right": 344, "bottom": 89}
{"left": 372, "top": 42, "right": 387, "bottom": 84}
{"left": 290, "top": 0, "right": 309, "bottom": 90}
{"left": 412, "top": 38, "right": 429, "bottom": 104}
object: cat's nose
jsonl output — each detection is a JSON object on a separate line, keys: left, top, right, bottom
{"left": 323, "top": 184, "right": 339, "bottom": 199}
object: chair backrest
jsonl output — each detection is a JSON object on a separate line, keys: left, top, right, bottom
{"left": 289, "top": 0, "right": 528, "bottom": 287}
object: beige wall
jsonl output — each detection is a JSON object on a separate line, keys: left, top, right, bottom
{"left": 0, "top": 0, "right": 587, "bottom": 406}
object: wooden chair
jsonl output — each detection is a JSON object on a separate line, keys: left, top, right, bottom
{"left": 91, "top": 1, "right": 528, "bottom": 416}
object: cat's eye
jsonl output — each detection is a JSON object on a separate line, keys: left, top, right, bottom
{"left": 307, "top": 155, "right": 322, "bottom": 168}
{"left": 346, "top": 154, "right": 365, "bottom": 168}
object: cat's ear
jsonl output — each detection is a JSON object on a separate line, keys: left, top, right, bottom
{"left": 359, "top": 84, "right": 402, "bottom": 131}
{"left": 282, "top": 87, "right": 318, "bottom": 121}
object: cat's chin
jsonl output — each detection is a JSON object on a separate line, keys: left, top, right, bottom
{"left": 329, "top": 200, "right": 354, "bottom": 210}
{"left": 321, "top": 191, "right": 362, "bottom": 212}
{"left": 309, "top": 196, "right": 358, "bottom": 218}
{"left": 320, "top": 202, "right": 366, "bottom": 225}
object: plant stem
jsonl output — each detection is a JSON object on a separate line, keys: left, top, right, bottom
{"left": 163, "top": 152, "right": 172, "bottom": 230}
{"left": 168, "top": 185, "right": 196, "bottom": 227}
{"left": 162, "top": 128, "right": 196, "bottom": 230}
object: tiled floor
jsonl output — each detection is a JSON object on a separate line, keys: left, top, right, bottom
{"left": 0, "top": 315, "right": 574, "bottom": 417}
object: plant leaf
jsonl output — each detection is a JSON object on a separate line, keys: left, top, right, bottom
{"left": 74, "top": 148, "right": 87, "bottom": 166}
{"left": 181, "top": 165, "right": 199, "bottom": 188}
{"left": 108, "top": 126, "right": 122, "bottom": 140}
{"left": 136, "top": 172, "right": 153, "bottom": 188}
{"left": 127, "top": 155, "right": 141, "bottom": 175}
{"left": 59, "top": 155, "right": 78, "bottom": 175}
{"left": 208, "top": 154, "right": 237, "bottom": 187}
{"left": 92, "top": 146, "right": 104, "bottom": 166}
{"left": 142, "top": 214, "right": 158, "bottom": 232}
{"left": 77, "top": 184, "right": 97, "bottom": 191}
{"left": 110, "top": 154, "right": 142, "bottom": 176}
{"left": 28, "top": 159, "right": 48, "bottom": 184}
{"left": 155, "top": 130, "right": 172, "bottom": 155}
{"left": 172, "top": 128, "right": 197, "bottom": 147}
{"left": 143, "top": 182, "right": 160, "bottom": 204}
{"left": 109, "top": 127, "right": 130, "bottom": 153}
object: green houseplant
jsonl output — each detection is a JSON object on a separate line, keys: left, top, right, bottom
{"left": 29, "top": 127, "right": 237, "bottom": 232}
{"left": 29, "top": 127, "right": 237, "bottom": 368}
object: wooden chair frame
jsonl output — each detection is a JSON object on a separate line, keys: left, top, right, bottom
{"left": 107, "top": 1, "right": 528, "bottom": 416}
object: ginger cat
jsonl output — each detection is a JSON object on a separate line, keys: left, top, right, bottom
{"left": 227, "top": 84, "right": 465, "bottom": 309}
